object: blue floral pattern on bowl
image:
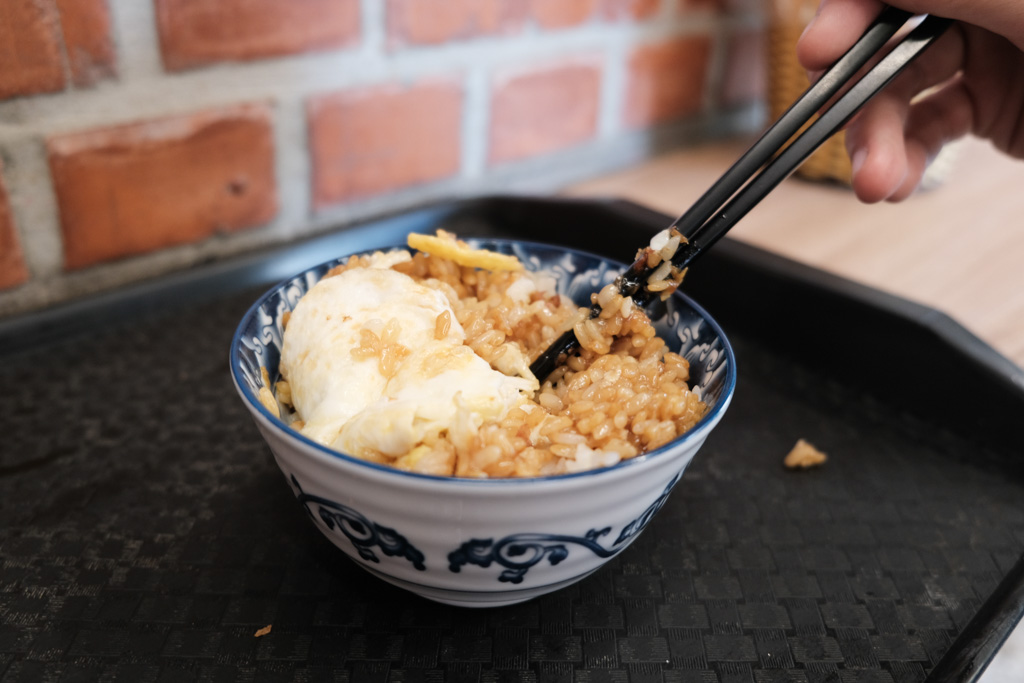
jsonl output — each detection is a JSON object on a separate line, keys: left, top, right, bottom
{"left": 289, "top": 475, "right": 427, "bottom": 570}
{"left": 447, "top": 471, "right": 683, "bottom": 583}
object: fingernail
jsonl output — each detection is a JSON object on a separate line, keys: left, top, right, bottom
{"left": 798, "top": 22, "right": 820, "bottom": 52}
{"left": 851, "top": 147, "right": 867, "bottom": 175}
{"left": 799, "top": 19, "right": 815, "bottom": 43}
{"left": 799, "top": 3, "right": 825, "bottom": 40}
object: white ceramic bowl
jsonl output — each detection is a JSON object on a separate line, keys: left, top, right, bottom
{"left": 230, "top": 238, "right": 736, "bottom": 607}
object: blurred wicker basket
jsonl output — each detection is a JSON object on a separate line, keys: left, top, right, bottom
{"left": 768, "top": 0, "right": 853, "bottom": 184}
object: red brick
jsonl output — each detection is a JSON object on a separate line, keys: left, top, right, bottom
{"left": 155, "top": 0, "right": 361, "bottom": 71}
{"left": 530, "top": 0, "right": 598, "bottom": 29}
{"left": 308, "top": 81, "right": 462, "bottom": 209}
{"left": 721, "top": 29, "right": 765, "bottom": 106}
{"left": 48, "top": 104, "right": 278, "bottom": 270}
{"left": 56, "top": 0, "right": 117, "bottom": 86}
{"left": 0, "top": 0, "right": 65, "bottom": 100}
{"left": 0, "top": 166, "right": 29, "bottom": 290}
{"left": 624, "top": 35, "right": 712, "bottom": 128}
{"left": 489, "top": 61, "right": 601, "bottom": 165}
{"left": 387, "top": 0, "right": 526, "bottom": 47}
{"left": 602, "top": 0, "right": 660, "bottom": 20}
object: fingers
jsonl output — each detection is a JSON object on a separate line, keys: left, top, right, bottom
{"left": 796, "top": 1, "right": 1024, "bottom": 202}
{"left": 841, "top": 27, "right": 966, "bottom": 201}
{"left": 954, "top": 24, "right": 1024, "bottom": 157}
{"left": 845, "top": 80, "right": 972, "bottom": 202}
{"left": 898, "top": 78, "right": 975, "bottom": 195}
{"left": 797, "top": 0, "right": 887, "bottom": 71}
{"left": 878, "top": 1, "right": 1024, "bottom": 52}
{"left": 798, "top": 0, "right": 1024, "bottom": 62}
{"left": 878, "top": 23, "right": 965, "bottom": 102}
{"left": 844, "top": 95, "right": 908, "bottom": 203}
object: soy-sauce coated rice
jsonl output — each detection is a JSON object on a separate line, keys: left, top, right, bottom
{"left": 277, "top": 241, "right": 707, "bottom": 478}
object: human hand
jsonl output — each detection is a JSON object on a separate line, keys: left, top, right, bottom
{"left": 797, "top": 0, "right": 1024, "bottom": 202}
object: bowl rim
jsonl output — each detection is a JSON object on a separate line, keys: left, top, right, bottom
{"left": 229, "top": 237, "right": 737, "bottom": 486}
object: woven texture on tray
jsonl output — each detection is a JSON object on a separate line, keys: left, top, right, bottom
{"left": 1, "top": 281, "right": 1023, "bottom": 682}
{"left": 769, "top": 0, "right": 854, "bottom": 185}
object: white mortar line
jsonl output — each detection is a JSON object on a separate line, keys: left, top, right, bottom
{"left": 359, "top": 0, "right": 387, "bottom": 59}
{"left": 462, "top": 65, "right": 490, "bottom": 181}
{"left": 599, "top": 27, "right": 629, "bottom": 140}
{"left": 271, "top": 96, "right": 314, "bottom": 240}
{"left": 106, "top": 0, "right": 165, "bottom": 83}
{"left": 2, "top": 137, "right": 64, "bottom": 280}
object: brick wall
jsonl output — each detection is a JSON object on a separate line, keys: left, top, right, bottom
{"left": 0, "top": 0, "right": 765, "bottom": 317}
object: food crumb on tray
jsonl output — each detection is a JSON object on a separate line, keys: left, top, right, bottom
{"left": 254, "top": 625, "right": 272, "bottom": 637}
{"left": 784, "top": 439, "right": 827, "bottom": 470}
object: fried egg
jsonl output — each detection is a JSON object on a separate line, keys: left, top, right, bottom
{"left": 279, "top": 258, "right": 536, "bottom": 468}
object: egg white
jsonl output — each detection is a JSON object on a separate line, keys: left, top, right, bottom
{"left": 279, "top": 261, "right": 536, "bottom": 465}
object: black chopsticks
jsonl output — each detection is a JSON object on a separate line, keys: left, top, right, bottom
{"left": 670, "top": 9, "right": 951, "bottom": 264}
{"left": 529, "top": 8, "right": 952, "bottom": 380}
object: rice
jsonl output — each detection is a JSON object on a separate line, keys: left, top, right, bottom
{"left": 278, "top": 239, "right": 707, "bottom": 479}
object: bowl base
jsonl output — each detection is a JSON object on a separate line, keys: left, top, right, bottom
{"left": 360, "top": 564, "right": 602, "bottom": 608}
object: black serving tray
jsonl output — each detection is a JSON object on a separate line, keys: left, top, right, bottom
{"left": 1, "top": 196, "right": 1023, "bottom": 683}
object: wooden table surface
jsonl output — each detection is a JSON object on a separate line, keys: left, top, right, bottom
{"left": 565, "top": 137, "right": 1024, "bottom": 370}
